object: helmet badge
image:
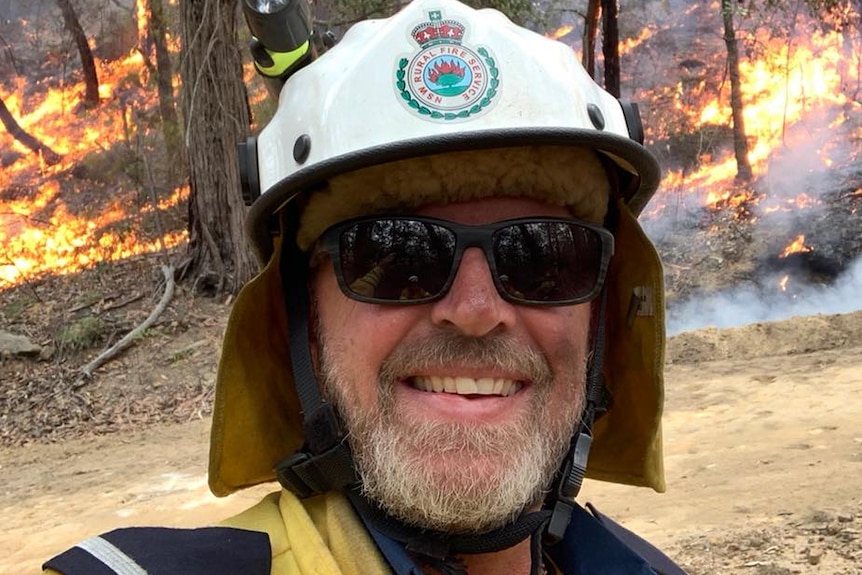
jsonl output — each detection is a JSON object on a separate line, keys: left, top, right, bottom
{"left": 395, "top": 10, "right": 498, "bottom": 121}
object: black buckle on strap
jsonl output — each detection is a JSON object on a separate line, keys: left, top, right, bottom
{"left": 546, "top": 429, "right": 593, "bottom": 544}
{"left": 275, "top": 442, "right": 358, "bottom": 498}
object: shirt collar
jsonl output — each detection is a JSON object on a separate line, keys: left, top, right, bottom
{"left": 360, "top": 504, "right": 656, "bottom": 575}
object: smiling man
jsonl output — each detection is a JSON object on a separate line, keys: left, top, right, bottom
{"left": 44, "top": 1, "right": 681, "bottom": 574}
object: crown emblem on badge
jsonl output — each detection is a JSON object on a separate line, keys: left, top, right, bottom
{"left": 395, "top": 9, "right": 499, "bottom": 121}
{"left": 411, "top": 11, "right": 466, "bottom": 47}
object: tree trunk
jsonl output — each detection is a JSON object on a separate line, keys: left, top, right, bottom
{"left": 840, "top": 19, "right": 860, "bottom": 101}
{"left": 601, "top": 0, "right": 620, "bottom": 97}
{"left": 0, "top": 32, "right": 20, "bottom": 76}
{"left": 148, "top": 0, "right": 183, "bottom": 169}
{"left": 0, "top": 96, "right": 62, "bottom": 165}
{"left": 721, "top": 0, "right": 752, "bottom": 183}
{"left": 582, "top": 0, "right": 600, "bottom": 78}
{"left": 56, "top": 0, "right": 100, "bottom": 107}
{"left": 179, "top": 0, "right": 256, "bottom": 294}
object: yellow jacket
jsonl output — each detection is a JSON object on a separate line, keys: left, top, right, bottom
{"left": 221, "top": 490, "right": 390, "bottom": 574}
{"left": 44, "top": 489, "right": 679, "bottom": 574}
{"left": 43, "top": 490, "right": 390, "bottom": 575}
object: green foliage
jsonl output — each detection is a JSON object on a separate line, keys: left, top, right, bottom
{"left": 656, "top": 124, "right": 735, "bottom": 174}
{"left": 753, "top": 0, "right": 859, "bottom": 31}
{"left": 76, "top": 146, "right": 140, "bottom": 185}
{"left": 2, "top": 295, "right": 36, "bottom": 321}
{"left": 169, "top": 347, "right": 194, "bottom": 363}
{"left": 59, "top": 315, "right": 108, "bottom": 350}
{"left": 321, "top": 0, "right": 538, "bottom": 29}
{"left": 462, "top": 0, "right": 538, "bottom": 26}
{"left": 722, "top": 0, "right": 750, "bottom": 18}
{"left": 143, "top": 327, "right": 162, "bottom": 337}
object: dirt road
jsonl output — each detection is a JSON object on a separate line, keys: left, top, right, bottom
{"left": 2, "top": 312, "right": 861, "bottom": 574}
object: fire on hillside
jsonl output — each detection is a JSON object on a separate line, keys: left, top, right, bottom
{"left": 623, "top": 3, "right": 862, "bottom": 319}
{"left": 0, "top": 47, "right": 189, "bottom": 287}
{"left": 1, "top": 2, "right": 861, "bottom": 328}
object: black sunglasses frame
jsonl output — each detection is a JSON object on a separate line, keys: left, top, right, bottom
{"left": 316, "top": 215, "right": 615, "bottom": 307}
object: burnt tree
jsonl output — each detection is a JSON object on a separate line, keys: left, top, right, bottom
{"left": 147, "top": 0, "right": 182, "bottom": 168}
{"left": 0, "top": 96, "right": 62, "bottom": 165}
{"left": 582, "top": 0, "right": 600, "bottom": 77}
{"left": 721, "top": 0, "right": 753, "bottom": 182}
{"left": 179, "top": 0, "right": 256, "bottom": 294}
{"left": 601, "top": 0, "right": 620, "bottom": 97}
{"left": 56, "top": 0, "right": 100, "bottom": 107}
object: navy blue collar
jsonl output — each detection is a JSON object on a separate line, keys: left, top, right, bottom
{"left": 359, "top": 504, "right": 656, "bottom": 575}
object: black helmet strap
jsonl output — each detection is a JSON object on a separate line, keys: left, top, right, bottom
{"left": 545, "top": 287, "right": 611, "bottom": 544}
{"left": 274, "top": 206, "right": 357, "bottom": 498}
{"left": 543, "top": 193, "right": 618, "bottom": 542}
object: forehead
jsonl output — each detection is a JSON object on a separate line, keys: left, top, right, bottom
{"left": 414, "top": 196, "right": 573, "bottom": 225}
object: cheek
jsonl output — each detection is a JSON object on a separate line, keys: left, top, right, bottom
{"left": 521, "top": 304, "right": 592, "bottom": 402}
{"left": 523, "top": 305, "right": 591, "bottom": 364}
{"left": 312, "top": 268, "right": 422, "bottom": 403}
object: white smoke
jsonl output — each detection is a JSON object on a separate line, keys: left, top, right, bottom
{"left": 664, "top": 255, "right": 862, "bottom": 335}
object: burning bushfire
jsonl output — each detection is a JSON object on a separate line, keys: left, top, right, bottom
{"left": 2, "top": 2, "right": 861, "bottom": 310}
{"left": 648, "top": 13, "right": 861, "bottom": 217}
{"left": 1, "top": 40, "right": 187, "bottom": 287}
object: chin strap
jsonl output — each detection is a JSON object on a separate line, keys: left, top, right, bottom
{"left": 544, "top": 287, "right": 612, "bottom": 544}
{"left": 348, "top": 487, "right": 552, "bottom": 558}
{"left": 274, "top": 207, "right": 357, "bottom": 498}
{"left": 348, "top": 486, "right": 553, "bottom": 574}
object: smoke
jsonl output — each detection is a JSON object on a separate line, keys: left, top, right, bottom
{"left": 665, "top": 255, "right": 862, "bottom": 335}
{"left": 642, "top": 114, "right": 862, "bottom": 336}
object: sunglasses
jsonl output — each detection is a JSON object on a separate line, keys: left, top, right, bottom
{"left": 316, "top": 215, "right": 614, "bottom": 306}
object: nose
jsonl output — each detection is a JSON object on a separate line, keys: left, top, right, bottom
{"left": 429, "top": 247, "right": 517, "bottom": 336}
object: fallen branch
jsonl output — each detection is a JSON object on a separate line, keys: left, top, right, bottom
{"left": 76, "top": 265, "right": 175, "bottom": 383}
{"left": 0, "top": 96, "right": 62, "bottom": 165}
{"left": 68, "top": 292, "right": 119, "bottom": 313}
{"left": 102, "top": 292, "right": 144, "bottom": 312}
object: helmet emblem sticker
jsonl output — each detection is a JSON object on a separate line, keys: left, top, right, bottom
{"left": 396, "top": 10, "right": 499, "bottom": 121}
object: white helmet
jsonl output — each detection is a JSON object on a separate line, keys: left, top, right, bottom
{"left": 240, "top": 0, "right": 660, "bottom": 260}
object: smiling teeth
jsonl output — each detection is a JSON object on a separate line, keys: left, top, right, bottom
{"left": 411, "top": 376, "right": 522, "bottom": 396}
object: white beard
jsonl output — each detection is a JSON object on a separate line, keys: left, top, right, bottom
{"left": 318, "top": 332, "right": 586, "bottom": 533}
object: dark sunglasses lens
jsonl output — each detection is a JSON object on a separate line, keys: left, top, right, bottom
{"left": 493, "top": 222, "right": 603, "bottom": 302}
{"left": 339, "top": 219, "right": 456, "bottom": 301}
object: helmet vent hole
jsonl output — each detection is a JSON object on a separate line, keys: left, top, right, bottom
{"left": 587, "top": 103, "right": 605, "bottom": 130}
{"left": 293, "top": 134, "right": 311, "bottom": 164}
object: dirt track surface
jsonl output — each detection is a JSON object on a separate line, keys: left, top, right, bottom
{"left": 2, "top": 311, "right": 861, "bottom": 575}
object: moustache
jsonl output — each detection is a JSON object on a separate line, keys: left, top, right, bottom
{"left": 378, "top": 332, "right": 554, "bottom": 391}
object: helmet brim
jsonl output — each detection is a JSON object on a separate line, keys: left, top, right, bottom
{"left": 246, "top": 128, "right": 660, "bottom": 263}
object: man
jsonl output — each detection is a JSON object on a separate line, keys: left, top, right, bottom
{"left": 45, "top": 0, "right": 679, "bottom": 573}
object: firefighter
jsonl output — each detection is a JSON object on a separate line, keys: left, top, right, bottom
{"left": 45, "top": 0, "right": 683, "bottom": 573}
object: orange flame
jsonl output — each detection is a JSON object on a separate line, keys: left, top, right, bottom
{"left": 620, "top": 27, "right": 654, "bottom": 56}
{"left": 548, "top": 25, "right": 574, "bottom": 41}
{"left": 778, "top": 275, "right": 790, "bottom": 292}
{"left": 1, "top": 38, "right": 185, "bottom": 287}
{"left": 779, "top": 235, "right": 813, "bottom": 258}
{"left": 0, "top": 184, "right": 189, "bottom": 286}
{"left": 648, "top": 13, "right": 861, "bottom": 216}
{"left": 136, "top": 0, "right": 150, "bottom": 50}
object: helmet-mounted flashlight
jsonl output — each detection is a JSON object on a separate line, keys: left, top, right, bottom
{"left": 242, "top": 0, "right": 314, "bottom": 96}
{"left": 243, "top": 0, "right": 311, "bottom": 53}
